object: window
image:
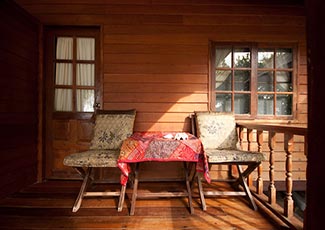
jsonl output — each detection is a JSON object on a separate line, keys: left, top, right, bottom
{"left": 211, "top": 43, "right": 296, "bottom": 119}
{"left": 54, "top": 37, "right": 96, "bottom": 112}
{"left": 45, "top": 27, "right": 100, "bottom": 118}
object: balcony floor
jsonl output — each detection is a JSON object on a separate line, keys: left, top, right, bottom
{"left": 0, "top": 180, "right": 280, "bottom": 229}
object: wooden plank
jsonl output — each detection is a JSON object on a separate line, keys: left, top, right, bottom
{"left": 104, "top": 34, "right": 208, "bottom": 45}
{"left": 17, "top": 3, "right": 305, "bottom": 16}
{"left": 0, "top": 180, "right": 281, "bottom": 229}
{"left": 125, "top": 112, "right": 192, "bottom": 123}
{"left": 103, "top": 24, "right": 305, "bottom": 35}
{"left": 104, "top": 44, "right": 207, "bottom": 55}
{"left": 104, "top": 63, "right": 208, "bottom": 74}
{"left": 183, "top": 15, "right": 305, "bottom": 26}
{"left": 103, "top": 74, "right": 208, "bottom": 84}
{"left": 103, "top": 102, "right": 207, "bottom": 113}
{"left": 104, "top": 53, "right": 208, "bottom": 65}
{"left": 104, "top": 93, "right": 207, "bottom": 103}
{"left": 103, "top": 83, "right": 207, "bottom": 93}
{"left": 134, "top": 121, "right": 192, "bottom": 132}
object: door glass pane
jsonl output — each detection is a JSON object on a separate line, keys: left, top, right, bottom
{"left": 258, "top": 49, "right": 274, "bottom": 68}
{"left": 276, "top": 71, "right": 292, "bottom": 92}
{"left": 234, "top": 48, "right": 250, "bottom": 68}
{"left": 234, "top": 70, "right": 250, "bottom": 91}
{"left": 215, "top": 48, "right": 232, "bottom": 67}
{"left": 55, "top": 63, "right": 72, "bottom": 85}
{"left": 54, "top": 89, "right": 72, "bottom": 111}
{"left": 234, "top": 94, "right": 250, "bottom": 114}
{"left": 77, "top": 89, "right": 94, "bottom": 112}
{"left": 258, "top": 94, "right": 274, "bottom": 115}
{"left": 77, "top": 64, "right": 95, "bottom": 86}
{"left": 276, "top": 95, "right": 292, "bottom": 115}
{"left": 215, "top": 94, "right": 232, "bottom": 112}
{"left": 258, "top": 71, "right": 274, "bottom": 92}
{"left": 215, "top": 70, "right": 232, "bottom": 90}
{"left": 77, "top": 38, "right": 95, "bottom": 61}
{"left": 56, "top": 37, "right": 73, "bottom": 60}
{"left": 276, "top": 48, "right": 292, "bottom": 69}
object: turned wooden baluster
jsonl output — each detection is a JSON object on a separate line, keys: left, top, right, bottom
{"left": 256, "top": 130, "right": 264, "bottom": 195}
{"left": 284, "top": 133, "right": 294, "bottom": 218}
{"left": 238, "top": 126, "right": 244, "bottom": 149}
{"left": 247, "top": 129, "right": 253, "bottom": 186}
{"left": 268, "top": 131, "right": 276, "bottom": 205}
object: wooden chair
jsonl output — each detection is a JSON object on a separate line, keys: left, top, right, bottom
{"left": 191, "top": 111, "right": 265, "bottom": 211}
{"left": 63, "top": 109, "right": 136, "bottom": 212}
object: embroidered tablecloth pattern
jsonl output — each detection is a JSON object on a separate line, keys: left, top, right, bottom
{"left": 117, "top": 132, "right": 210, "bottom": 185}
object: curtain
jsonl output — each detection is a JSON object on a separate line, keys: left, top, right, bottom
{"left": 54, "top": 37, "right": 95, "bottom": 112}
{"left": 76, "top": 38, "right": 95, "bottom": 112}
{"left": 55, "top": 37, "right": 73, "bottom": 111}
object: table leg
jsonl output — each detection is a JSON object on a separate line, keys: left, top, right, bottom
{"left": 197, "top": 173, "right": 207, "bottom": 211}
{"left": 184, "top": 162, "right": 194, "bottom": 214}
{"left": 130, "top": 163, "right": 139, "bottom": 215}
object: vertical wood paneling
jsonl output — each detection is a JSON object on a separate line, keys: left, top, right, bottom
{"left": 0, "top": 1, "right": 39, "bottom": 198}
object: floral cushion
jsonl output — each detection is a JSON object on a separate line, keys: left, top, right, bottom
{"left": 205, "top": 149, "right": 265, "bottom": 163}
{"left": 90, "top": 110, "right": 136, "bottom": 150}
{"left": 195, "top": 112, "right": 239, "bottom": 150}
{"left": 63, "top": 149, "right": 120, "bottom": 167}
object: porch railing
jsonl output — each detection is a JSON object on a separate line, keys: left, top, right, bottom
{"left": 236, "top": 122, "right": 307, "bottom": 230}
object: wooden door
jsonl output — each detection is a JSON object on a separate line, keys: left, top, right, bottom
{"left": 44, "top": 27, "right": 101, "bottom": 179}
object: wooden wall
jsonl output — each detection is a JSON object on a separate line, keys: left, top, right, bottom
{"left": 0, "top": 1, "right": 39, "bottom": 198}
{"left": 15, "top": 0, "right": 307, "bottom": 131}
{"left": 14, "top": 0, "right": 307, "bottom": 187}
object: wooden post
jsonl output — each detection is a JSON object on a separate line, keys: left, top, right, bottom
{"left": 247, "top": 129, "right": 253, "bottom": 186}
{"left": 256, "top": 130, "right": 264, "bottom": 195}
{"left": 268, "top": 131, "right": 276, "bottom": 205}
{"left": 284, "top": 133, "right": 294, "bottom": 218}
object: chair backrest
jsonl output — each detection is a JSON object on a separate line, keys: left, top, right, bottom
{"left": 194, "top": 111, "right": 239, "bottom": 150}
{"left": 89, "top": 109, "right": 136, "bottom": 150}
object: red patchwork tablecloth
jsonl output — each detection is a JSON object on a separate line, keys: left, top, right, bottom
{"left": 117, "top": 132, "right": 211, "bottom": 185}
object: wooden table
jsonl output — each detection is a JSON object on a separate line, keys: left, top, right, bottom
{"left": 117, "top": 132, "right": 210, "bottom": 215}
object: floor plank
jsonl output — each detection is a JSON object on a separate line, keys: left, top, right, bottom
{"left": 0, "top": 180, "right": 280, "bottom": 229}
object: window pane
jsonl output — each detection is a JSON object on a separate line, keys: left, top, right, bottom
{"left": 258, "top": 94, "right": 274, "bottom": 115}
{"left": 77, "top": 89, "right": 94, "bottom": 112}
{"left": 234, "top": 94, "right": 250, "bottom": 114}
{"left": 215, "top": 94, "right": 232, "bottom": 112}
{"left": 56, "top": 37, "right": 73, "bottom": 60}
{"left": 77, "top": 38, "right": 95, "bottom": 61}
{"left": 55, "top": 63, "right": 73, "bottom": 85}
{"left": 54, "top": 89, "right": 72, "bottom": 111}
{"left": 258, "top": 71, "right": 274, "bottom": 92}
{"left": 234, "top": 48, "right": 250, "bottom": 68}
{"left": 258, "top": 49, "right": 274, "bottom": 68}
{"left": 215, "top": 48, "right": 232, "bottom": 67}
{"left": 276, "top": 95, "right": 292, "bottom": 115}
{"left": 276, "top": 48, "right": 292, "bottom": 69}
{"left": 276, "top": 71, "right": 292, "bottom": 92}
{"left": 215, "top": 70, "right": 232, "bottom": 90}
{"left": 234, "top": 70, "right": 250, "bottom": 91}
{"left": 77, "top": 64, "right": 95, "bottom": 86}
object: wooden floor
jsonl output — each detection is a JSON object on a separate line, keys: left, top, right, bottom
{"left": 0, "top": 180, "right": 280, "bottom": 230}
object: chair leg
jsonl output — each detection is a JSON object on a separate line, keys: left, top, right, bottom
{"left": 236, "top": 165, "right": 257, "bottom": 211}
{"left": 197, "top": 174, "right": 207, "bottom": 211}
{"left": 117, "top": 184, "right": 126, "bottom": 212}
{"left": 72, "top": 167, "right": 92, "bottom": 212}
